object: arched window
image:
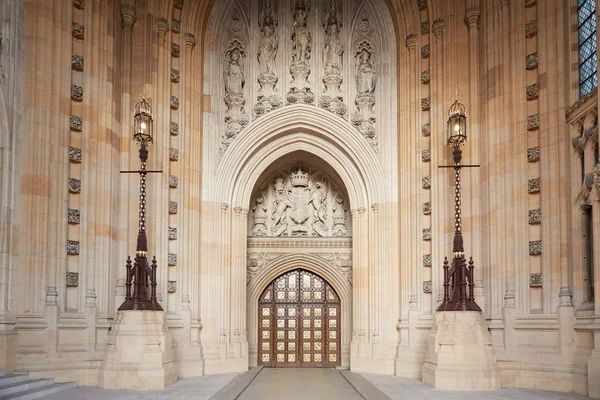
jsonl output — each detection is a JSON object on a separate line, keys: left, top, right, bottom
{"left": 578, "top": 0, "right": 598, "bottom": 97}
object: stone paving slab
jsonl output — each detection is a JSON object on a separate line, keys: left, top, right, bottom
{"left": 209, "top": 366, "right": 263, "bottom": 399}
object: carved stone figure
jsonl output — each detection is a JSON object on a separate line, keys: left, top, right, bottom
{"left": 258, "top": 3, "right": 278, "bottom": 75}
{"left": 291, "top": 2, "right": 311, "bottom": 66}
{"left": 309, "top": 181, "right": 328, "bottom": 236}
{"left": 332, "top": 195, "right": 348, "bottom": 236}
{"left": 251, "top": 194, "right": 269, "bottom": 236}
{"left": 323, "top": 6, "right": 343, "bottom": 76}
{"left": 355, "top": 49, "right": 377, "bottom": 95}
{"left": 224, "top": 48, "right": 245, "bottom": 95}
{"left": 271, "top": 178, "right": 293, "bottom": 236}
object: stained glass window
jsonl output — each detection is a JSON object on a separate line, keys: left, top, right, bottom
{"left": 579, "top": 0, "right": 598, "bottom": 97}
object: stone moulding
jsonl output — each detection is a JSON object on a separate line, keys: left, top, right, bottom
{"left": 70, "top": 115, "right": 83, "bottom": 132}
{"left": 421, "top": 97, "right": 431, "bottom": 111}
{"left": 169, "top": 175, "right": 178, "bottom": 188}
{"left": 171, "top": 68, "right": 180, "bottom": 83}
{"left": 169, "top": 148, "right": 179, "bottom": 161}
{"left": 69, "top": 147, "right": 82, "bottom": 163}
{"left": 423, "top": 280, "right": 432, "bottom": 293}
{"left": 528, "top": 177, "right": 541, "bottom": 193}
{"left": 527, "top": 146, "right": 540, "bottom": 162}
{"left": 168, "top": 227, "right": 177, "bottom": 240}
{"left": 526, "top": 52, "right": 538, "bottom": 70}
{"left": 170, "top": 122, "right": 179, "bottom": 136}
{"left": 529, "top": 272, "right": 542, "bottom": 287}
{"left": 169, "top": 201, "right": 178, "bottom": 214}
{"left": 171, "top": 96, "right": 179, "bottom": 110}
{"left": 67, "top": 240, "right": 80, "bottom": 255}
{"left": 71, "top": 84, "right": 83, "bottom": 102}
{"left": 422, "top": 149, "right": 431, "bottom": 162}
{"left": 423, "top": 254, "right": 432, "bottom": 267}
{"left": 422, "top": 176, "right": 431, "bottom": 189}
{"left": 525, "top": 20, "right": 538, "bottom": 38}
{"left": 66, "top": 272, "right": 79, "bottom": 287}
{"left": 421, "top": 44, "right": 430, "bottom": 59}
{"left": 423, "top": 201, "right": 431, "bottom": 215}
{"left": 421, "top": 70, "right": 430, "bottom": 84}
{"left": 168, "top": 281, "right": 177, "bottom": 293}
{"left": 72, "top": 54, "right": 84, "bottom": 72}
{"left": 527, "top": 114, "right": 540, "bottom": 130}
{"left": 172, "top": 19, "right": 181, "bottom": 34}
{"left": 168, "top": 253, "right": 177, "bottom": 266}
{"left": 72, "top": 22, "right": 84, "bottom": 40}
{"left": 69, "top": 178, "right": 81, "bottom": 194}
{"left": 422, "top": 123, "right": 431, "bottom": 137}
{"left": 423, "top": 228, "right": 431, "bottom": 241}
{"left": 528, "top": 208, "right": 541, "bottom": 225}
{"left": 68, "top": 209, "right": 81, "bottom": 224}
{"left": 526, "top": 83, "right": 539, "bottom": 101}
{"left": 171, "top": 43, "right": 180, "bottom": 57}
{"left": 529, "top": 240, "right": 542, "bottom": 256}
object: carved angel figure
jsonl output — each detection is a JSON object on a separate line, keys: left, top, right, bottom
{"left": 258, "top": 9, "right": 278, "bottom": 74}
{"left": 224, "top": 49, "right": 245, "bottom": 95}
{"left": 355, "top": 49, "right": 377, "bottom": 95}
{"left": 324, "top": 17, "right": 343, "bottom": 75}
{"left": 291, "top": 7, "right": 311, "bottom": 65}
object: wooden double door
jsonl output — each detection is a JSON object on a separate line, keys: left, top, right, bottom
{"left": 258, "top": 269, "right": 341, "bottom": 368}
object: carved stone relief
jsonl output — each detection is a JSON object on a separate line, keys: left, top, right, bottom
{"left": 524, "top": 0, "right": 537, "bottom": 8}
{"left": 72, "top": 54, "right": 84, "bottom": 72}
{"left": 319, "top": 1, "right": 346, "bottom": 116}
{"left": 67, "top": 240, "right": 80, "bottom": 255}
{"left": 423, "top": 228, "right": 431, "bottom": 241}
{"left": 421, "top": 97, "right": 430, "bottom": 111}
{"left": 171, "top": 96, "right": 179, "bottom": 110}
{"left": 171, "top": 43, "right": 180, "bottom": 57}
{"left": 70, "top": 115, "right": 82, "bottom": 132}
{"left": 529, "top": 273, "right": 542, "bottom": 287}
{"left": 168, "top": 281, "right": 177, "bottom": 293}
{"left": 249, "top": 164, "right": 350, "bottom": 237}
{"left": 69, "top": 178, "right": 81, "bottom": 194}
{"left": 529, "top": 240, "right": 542, "bottom": 256}
{"left": 73, "top": 0, "right": 85, "bottom": 10}
{"left": 422, "top": 176, "right": 431, "bottom": 189}
{"left": 421, "top": 44, "right": 430, "bottom": 58}
{"left": 421, "top": 21, "right": 429, "bottom": 35}
{"left": 66, "top": 272, "right": 79, "bottom": 287}
{"left": 69, "top": 147, "right": 82, "bottom": 163}
{"left": 172, "top": 19, "right": 181, "bottom": 34}
{"left": 72, "top": 22, "right": 84, "bottom": 40}
{"left": 423, "top": 201, "right": 431, "bottom": 215}
{"left": 527, "top": 114, "right": 540, "bottom": 130}
{"left": 287, "top": 0, "right": 315, "bottom": 105}
{"left": 421, "top": 69, "right": 430, "bottom": 84}
{"left": 168, "top": 253, "right": 177, "bottom": 266}
{"left": 170, "top": 121, "right": 179, "bottom": 136}
{"left": 528, "top": 177, "right": 541, "bottom": 193}
{"left": 526, "top": 52, "right": 538, "bottom": 70}
{"left": 255, "top": 0, "right": 283, "bottom": 117}
{"left": 527, "top": 146, "right": 540, "bottom": 163}
{"left": 68, "top": 209, "right": 80, "bottom": 224}
{"left": 423, "top": 280, "right": 432, "bottom": 293}
{"left": 171, "top": 68, "right": 180, "bottom": 83}
{"left": 169, "top": 227, "right": 177, "bottom": 240}
{"left": 169, "top": 148, "right": 179, "bottom": 161}
{"left": 169, "top": 175, "right": 179, "bottom": 188}
{"left": 526, "top": 83, "right": 539, "bottom": 101}
{"left": 422, "top": 149, "right": 431, "bottom": 162}
{"left": 169, "top": 201, "right": 178, "bottom": 214}
{"left": 422, "top": 123, "right": 431, "bottom": 137}
{"left": 417, "top": 0, "right": 427, "bottom": 11}
{"left": 222, "top": 38, "right": 249, "bottom": 153}
{"left": 525, "top": 20, "right": 538, "bottom": 38}
{"left": 528, "top": 208, "right": 541, "bottom": 225}
{"left": 423, "top": 254, "right": 432, "bottom": 267}
{"left": 71, "top": 84, "right": 83, "bottom": 102}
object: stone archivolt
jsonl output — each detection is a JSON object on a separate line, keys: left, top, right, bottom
{"left": 249, "top": 164, "right": 350, "bottom": 238}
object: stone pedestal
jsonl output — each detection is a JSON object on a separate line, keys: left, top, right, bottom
{"left": 588, "top": 341, "right": 600, "bottom": 398}
{"left": 98, "top": 310, "right": 177, "bottom": 390}
{"left": 422, "top": 311, "right": 500, "bottom": 390}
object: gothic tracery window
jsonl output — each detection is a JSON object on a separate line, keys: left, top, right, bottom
{"left": 578, "top": 0, "right": 598, "bottom": 97}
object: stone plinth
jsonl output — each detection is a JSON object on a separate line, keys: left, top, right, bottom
{"left": 422, "top": 311, "right": 500, "bottom": 390}
{"left": 98, "top": 310, "right": 177, "bottom": 390}
{"left": 588, "top": 346, "right": 600, "bottom": 399}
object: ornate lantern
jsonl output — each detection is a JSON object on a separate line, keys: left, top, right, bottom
{"left": 133, "top": 95, "right": 153, "bottom": 146}
{"left": 447, "top": 99, "right": 467, "bottom": 147}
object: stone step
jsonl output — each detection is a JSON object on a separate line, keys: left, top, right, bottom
{"left": 0, "top": 382, "right": 78, "bottom": 400}
{"left": 0, "top": 376, "right": 29, "bottom": 387}
{"left": 0, "top": 379, "right": 55, "bottom": 396}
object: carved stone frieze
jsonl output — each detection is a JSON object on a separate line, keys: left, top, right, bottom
{"left": 527, "top": 146, "right": 540, "bottom": 163}
{"left": 423, "top": 254, "right": 432, "bottom": 267}
{"left": 528, "top": 208, "right": 541, "bottom": 225}
{"left": 423, "top": 201, "right": 431, "bottom": 215}
{"left": 249, "top": 164, "right": 350, "bottom": 238}
{"left": 421, "top": 44, "right": 430, "bottom": 58}
{"left": 66, "top": 272, "right": 79, "bottom": 287}
{"left": 73, "top": 0, "right": 85, "bottom": 10}
{"left": 422, "top": 123, "right": 431, "bottom": 137}
{"left": 171, "top": 68, "right": 180, "bottom": 83}
{"left": 169, "top": 227, "right": 177, "bottom": 240}
{"left": 72, "top": 54, "right": 84, "bottom": 72}
{"left": 527, "top": 114, "right": 540, "bottom": 130}
{"left": 71, "top": 84, "right": 83, "bottom": 102}
{"left": 421, "top": 21, "right": 429, "bottom": 35}
{"left": 69, "top": 147, "right": 82, "bottom": 163}
{"left": 170, "top": 121, "right": 179, "bottom": 136}
{"left": 528, "top": 177, "right": 541, "bottom": 193}
{"left": 169, "top": 175, "right": 179, "bottom": 188}
{"left": 68, "top": 209, "right": 80, "bottom": 224}
{"left": 423, "top": 228, "right": 431, "bottom": 241}
{"left": 72, "top": 22, "right": 84, "bottom": 40}
{"left": 423, "top": 280, "right": 432, "bottom": 293}
{"left": 169, "top": 201, "right": 178, "bottom": 214}
{"left": 525, "top": 20, "right": 538, "bottom": 38}
{"left": 526, "top": 83, "right": 539, "bottom": 101}
{"left": 170, "top": 148, "right": 179, "bottom": 161}
{"left": 222, "top": 40, "right": 249, "bottom": 153}
{"left": 421, "top": 97, "right": 430, "bottom": 111}
{"left": 422, "top": 176, "right": 431, "bottom": 189}
{"left": 67, "top": 240, "right": 80, "bottom": 255}
{"left": 70, "top": 115, "right": 82, "bottom": 132}
{"left": 172, "top": 19, "right": 181, "bottom": 34}
{"left": 526, "top": 52, "right": 538, "bottom": 70}
{"left": 172, "top": 43, "right": 180, "bottom": 57}
{"left": 168, "top": 281, "right": 177, "bottom": 293}
{"left": 69, "top": 178, "right": 81, "bottom": 194}
{"left": 529, "top": 273, "right": 542, "bottom": 287}
{"left": 171, "top": 96, "right": 179, "bottom": 110}
{"left": 422, "top": 149, "right": 431, "bottom": 162}
{"left": 168, "top": 253, "right": 177, "bottom": 266}
{"left": 529, "top": 240, "right": 542, "bottom": 256}
{"left": 421, "top": 69, "right": 430, "bottom": 84}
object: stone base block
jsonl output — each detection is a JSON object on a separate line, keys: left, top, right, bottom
{"left": 98, "top": 310, "right": 177, "bottom": 390}
{"left": 422, "top": 311, "right": 500, "bottom": 390}
{"left": 0, "top": 329, "right": 17, "bottom": 373}
{"left": 589, "top": 349, "right": 600, "bottom": 399}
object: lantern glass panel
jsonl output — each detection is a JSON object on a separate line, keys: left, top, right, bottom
{"left": 447, "top": 100, "right": 467, "bottom": 146}
{"left": 133, "top": 97, "right": 154, "bottom": 145}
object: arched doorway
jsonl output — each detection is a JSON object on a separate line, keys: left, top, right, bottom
{"left": 258, "top": 269, "right": 341, "bottom": 368}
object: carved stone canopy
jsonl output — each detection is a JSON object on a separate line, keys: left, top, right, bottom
{"left": 249, "top": 163, "right": 351, "bottom": 238}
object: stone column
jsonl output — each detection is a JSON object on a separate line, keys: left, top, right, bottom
{"left": 116, "top": 1, "right": 137, "bottom": 311}
{"left": 589, "top": 171, "right": 600, "bottom": 398}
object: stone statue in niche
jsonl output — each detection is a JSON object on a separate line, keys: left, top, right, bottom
{"left": 332, "top": 195, "right": 348, "bottom": 236}
{"left": 251, "top": 193, "right": 269, "bottom": 236}
{"left": 355, "top": 48, "right": 377, "bottom": 95}
{"left": 323, "top": 2, "right": 343, "bottom": 76}
{"left": 291, "top": 1, "right": 311, "bottom": 66}
{"left": 224, "top": 48, "right": 245, "bottom": 95}
{"left": 271, "top": 178, "right": 293, "bottom": 236}
{"left": 309, "top": 180, "right": 328, "bottom": 236}
{"left": 255, "top": 0, "right": 283, "bottom": 117}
